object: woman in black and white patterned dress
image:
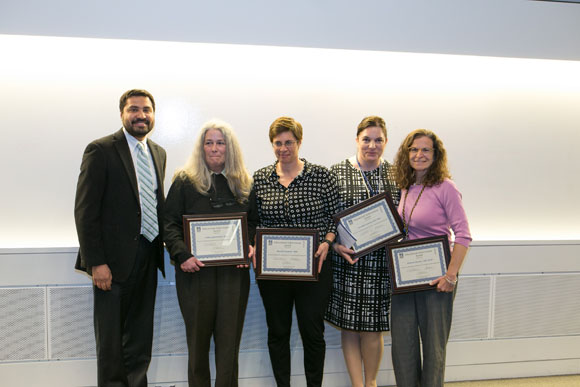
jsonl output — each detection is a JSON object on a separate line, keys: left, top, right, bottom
{"left": 325, "top": 116, "right": 400, "bottom": 387}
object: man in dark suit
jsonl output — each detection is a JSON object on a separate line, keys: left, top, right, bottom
{"left": 74, "top": 89, "right": 166, "bottom": 387}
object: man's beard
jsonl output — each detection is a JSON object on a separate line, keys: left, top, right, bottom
{"left": 124, "top": 118, "right": 154, "bottom": 138}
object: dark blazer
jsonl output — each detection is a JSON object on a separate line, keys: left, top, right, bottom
{"left": 74, "top": 129, "right": 166, "bottom": 282}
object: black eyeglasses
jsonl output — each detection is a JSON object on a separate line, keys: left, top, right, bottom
{"left": 272, "top": 140, "right": 298, "bottom": 149}
{"left": 210, "top": 197, "right": 237, "bottom": 209}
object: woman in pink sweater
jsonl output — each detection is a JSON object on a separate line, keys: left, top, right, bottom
{"left": 390, "top": 129, "right": 471, "bottom": 387}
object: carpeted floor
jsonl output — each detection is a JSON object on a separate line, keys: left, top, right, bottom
{"left": 446, "top": 374, "right": 580, "bottom": 386}
{"left": 381, "top": 374, "right": 580, "bottom": 386}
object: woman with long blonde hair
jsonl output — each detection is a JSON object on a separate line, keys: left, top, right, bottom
{"left": 165, "top": 119, "right": 257, "bottom": 387}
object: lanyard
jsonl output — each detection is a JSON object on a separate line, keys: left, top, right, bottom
{"left": 356, "top": 157, "right": 383, "bottom": 198}
{"left": 401, "top": 184, "right": 426, "bottom": 238}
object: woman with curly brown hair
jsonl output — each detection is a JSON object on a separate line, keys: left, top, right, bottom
{"left": 390, "top": 129, "right": 471, "bottom": 387}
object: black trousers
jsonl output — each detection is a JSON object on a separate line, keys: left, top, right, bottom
{"left": 176, "top": 265, "right": 250, "bottom": 387}
{"left": 257, "top": 262, "right": 332, "bottom": 387}
{"left": 93, "top": 236, "right": 159, "bottom": 387}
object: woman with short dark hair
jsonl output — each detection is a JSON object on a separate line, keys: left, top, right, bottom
{"left": 251, "top": 116, "right": 339, "bottom": 387}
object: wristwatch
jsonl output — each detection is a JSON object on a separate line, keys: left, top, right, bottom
{"left": 322, "top": 238, "right": 334, "bottom": 247}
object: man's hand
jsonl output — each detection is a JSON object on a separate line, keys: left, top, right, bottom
{"left": 92, "top": 264, "right": 112, "bottom": 291}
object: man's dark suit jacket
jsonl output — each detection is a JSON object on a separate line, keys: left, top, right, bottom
{"left": 74, "top": 129, "right": 166, "bottom": 282}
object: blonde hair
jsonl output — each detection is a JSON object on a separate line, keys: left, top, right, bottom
{"left": 175, "top": 119, "right": 252, "bottom": 201}
{"left": 393, "top": 129, "right": 451, "bottom": 189}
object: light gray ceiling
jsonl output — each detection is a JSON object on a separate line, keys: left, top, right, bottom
{"left": 1, "top": 0, "right": 579, "bottom": 61}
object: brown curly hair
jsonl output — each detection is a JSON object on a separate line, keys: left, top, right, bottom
{"left": 393, "top": 129, "right": 451, "bottom": 189}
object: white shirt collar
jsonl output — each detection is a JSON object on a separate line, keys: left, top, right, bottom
{"left": 123, "top": 127, "right": 147, "bottom": 151}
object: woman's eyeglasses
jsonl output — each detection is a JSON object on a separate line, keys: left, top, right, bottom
{"left": 409, "top": 147, "right": 433, "bottom": 155}
{"left": 272, "top": 140, "right": 297, "bottom": 149}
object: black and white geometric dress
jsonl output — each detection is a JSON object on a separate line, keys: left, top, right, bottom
{"left": 325, "top": 158, "right": 400, "bottom": 332}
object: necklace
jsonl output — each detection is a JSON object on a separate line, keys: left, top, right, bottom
{"left": 356, "top": 157, "right": 383, "bottom": 198}
{"left": 401, "top": 184, "right": 426, "bottom": 238}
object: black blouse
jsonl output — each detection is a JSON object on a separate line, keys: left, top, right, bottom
{"left": 164, "top": 173, "right": 258, "bottom": 264}
{"left": 252, "top": 159, "right": 339, "bottom": 241}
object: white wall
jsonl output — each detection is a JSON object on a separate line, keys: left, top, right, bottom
{"left": 1, "top": 1, "right": 579, "bottom": 245}
{"left": 0, "top": 35, "right": 579, "bottom": 247}
{"left": 0, "top": 1, "right": 579, "bottom": 385}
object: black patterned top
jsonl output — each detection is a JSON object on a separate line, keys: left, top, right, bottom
{"left": 252, "top": 159, "right": 339, "bottom": 241}
{"left": 325, "top": 158, "right": 400, "bottom": 331}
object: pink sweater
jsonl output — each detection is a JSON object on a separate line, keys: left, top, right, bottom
{"left": 398, "top": 179, "right": 471, "bottom": 248}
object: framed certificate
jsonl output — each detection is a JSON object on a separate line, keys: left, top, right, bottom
{"left": 333, "top": 192, "right": 404, "bottom": 258}
{"left": 182, "top": 212, "right": 249, "bottom": 266}
{"left": 255, "top": 228, "right": 319, "bottom": 281}
{"left": 386, "top": 235, "right": 451, "bottom": 294}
